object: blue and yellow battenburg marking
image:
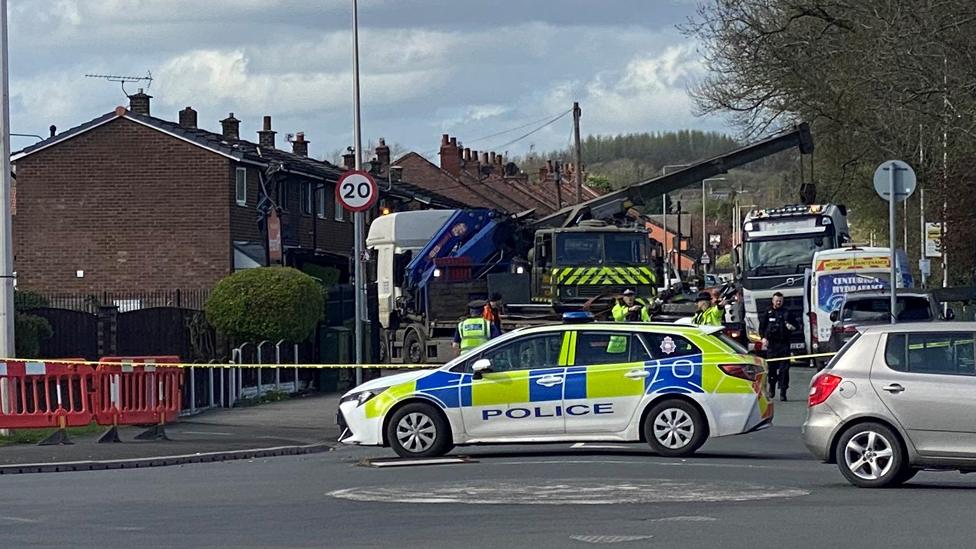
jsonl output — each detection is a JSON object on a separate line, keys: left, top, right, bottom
{"left": 364, "top": 351, "right": 766, "bottom": 420}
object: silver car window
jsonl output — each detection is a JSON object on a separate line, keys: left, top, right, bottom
{"left": 825, "top": 331, "right": 861, "bottom": 370}
{"left": 884, "top": 332, "right": 976, "bottom": 376}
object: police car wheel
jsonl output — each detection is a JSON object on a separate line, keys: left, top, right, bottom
{"left": 387, "top": 403, "right": 452, "bottom": 458}
{"left": 643, "top": 400, "right": 707, "bottom": 457}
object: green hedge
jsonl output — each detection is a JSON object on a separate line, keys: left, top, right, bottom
{"left": 205, "top": 267, "right": 325, "bottom": 343}
{"left": 15, "top": 313, "right": 52, "bottom": 358}
{"left": 14, "top": 289, "right": 48, "bottom": 312}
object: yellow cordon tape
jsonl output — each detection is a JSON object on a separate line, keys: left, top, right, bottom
{"left": 764, "top": 352, "right": 837, "bottom": 363}
{"left": 0, "top": 352, "right": 837, "bottom": 369}
{"left": 0, "top": 358, "right": 437, "bottom": 369}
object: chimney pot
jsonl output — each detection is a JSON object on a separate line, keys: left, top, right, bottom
{"left": 48, "top": 125, "right": 56, "bottom": 138}
{"left": 375, "top": 137, "right": 391, "bottom": 173}
{"left": 489, "top": 152, "right": 496, "bottom": 164}
{"left": 179, "top": 106, "right": 198, "bottom": 129}
{"left": 127, "top": 88, "right": 152, "bottom": 116}
{"left": 342, "top": 150, "right": 356, "bottom": 170}
{"left": 292, "top": 132, "right": 309, "bottom": 157}
{"left": 463, "top": 148, "right": 471, "bottom": 161}
{"left": 440, "top": 135, "right": 461, "bottom": 176}
{"left": 481, "top": 152, "right": 489, "bottom": 165}
{"left": 220, "top": 113, "right": 241, "bottom": 141}
{"left": 257, "top": 115, "right": 276, "bottom": 149}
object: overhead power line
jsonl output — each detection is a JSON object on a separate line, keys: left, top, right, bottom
{"left": 490, "top": 109, "right": 572, "bottom": 151}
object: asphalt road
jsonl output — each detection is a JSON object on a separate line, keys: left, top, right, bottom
{"left": 2, "top": 393, "right": 974, "bottom": 548}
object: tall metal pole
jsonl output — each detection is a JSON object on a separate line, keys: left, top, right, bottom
{"left": 919, "top": 124, "right": 927, "bottom": 288}
{"left": 662, "top": 195, "right": 669, "bottom": 287}
{"left": 701, "top": 179, "right": 707, "bottom": 271}
{"left": 572, "top": 102, "right": 583, "bottom": 205}
{"left": 889, "top": 163, "right": 897, "bottom": 324}
{"left": 0, "top": 0, "right": 14, "bottom": 434}
{"left": 351, "top": 0, "right": 364, "bottom": 384}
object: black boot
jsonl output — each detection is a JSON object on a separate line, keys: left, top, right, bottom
{"left": 780, "top": 390, "right": 788, "bottom": 402}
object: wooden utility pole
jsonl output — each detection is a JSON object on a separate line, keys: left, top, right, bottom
{"left": 554, "top": 161, "right": 563, "bottom": 210}
{"left": 573, "top": 102, "right": 583, "bottom": 204}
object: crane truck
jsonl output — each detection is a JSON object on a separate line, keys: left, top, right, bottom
{"left": 368, "top": 123, "right": 815, "bottom": 363}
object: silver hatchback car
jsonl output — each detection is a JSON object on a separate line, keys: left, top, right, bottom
{"left": 803, "top": 322, "right": 976, "bottom": 487}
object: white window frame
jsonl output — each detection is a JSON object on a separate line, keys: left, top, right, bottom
{"left": 235, "top": 167, "right": 247, "bottom": 206}
{"left": 316, "top": 184, "right": 326, "bottom": 219}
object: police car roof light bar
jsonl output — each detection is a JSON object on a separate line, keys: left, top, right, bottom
{"left": 562, "top": 311, "right": 595, "bottom": 323}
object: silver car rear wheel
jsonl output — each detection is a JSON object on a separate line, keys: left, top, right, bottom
{"left": 844, "top": 431, "right": 894, "bottom": 481}
{"left": 835, "top": 422, "right": 908, "bottom": 488}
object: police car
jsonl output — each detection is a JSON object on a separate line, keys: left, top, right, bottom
{"left": 337, "top": 315, "right": 772, "bottom": 458}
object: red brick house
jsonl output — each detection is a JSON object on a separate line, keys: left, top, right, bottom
{"left": 11, "top": 92, "right": 464, "bottom": 295}
{"left": 389, "top": 134, "right": 604, "bottom": 216}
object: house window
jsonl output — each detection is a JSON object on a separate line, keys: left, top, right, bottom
{"left": 301, "top": 182, "right": 313, "bottom": 215}
{"left": 279, "top": 181, "right": 289, "bottom": 211}
{"left": 334, "top": 185, "right": 344, "bottom": 221}
{"left": 235, "top": 168, "right": 247, "bottom": 206}
{"left": 316, "top": 184, "right": 326, "bottom": 219}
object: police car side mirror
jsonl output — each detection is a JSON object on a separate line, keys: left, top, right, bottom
{"left": 829, "top": 310, "right": 839, "bottom": 323}
{"left": 472, "top": 359, "right": 492, "bottom": 378}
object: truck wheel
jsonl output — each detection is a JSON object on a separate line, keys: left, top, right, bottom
{"left": 404, "top": 330, "right": 426, "bottom": 364}
{"left": 386, "top": 403, "right": 453, "bottom": 458}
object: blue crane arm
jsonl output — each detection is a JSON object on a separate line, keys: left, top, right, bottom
{"left": 404, "top": 209, "right": 495, "bottom": 290}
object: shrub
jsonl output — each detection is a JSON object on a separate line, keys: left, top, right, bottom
{"left": 14, "top": 290, "right": 48, "bottom": 312}
{"left": 205, "top": 267, "right": 325, "bottom": 343}
{"left": 15, "top": 313, "right": 52, "bottom": 358}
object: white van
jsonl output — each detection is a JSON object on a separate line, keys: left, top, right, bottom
{"left": 803, "top": 247, "right": 908, "bottom": 360}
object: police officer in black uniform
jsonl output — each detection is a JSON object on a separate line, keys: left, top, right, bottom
{"left": 759, "top": 291, "right": 798, "bottom": 401}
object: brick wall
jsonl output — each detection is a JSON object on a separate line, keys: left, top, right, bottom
{"left": 12, "top": 117, "right": 232, "bottom": 293}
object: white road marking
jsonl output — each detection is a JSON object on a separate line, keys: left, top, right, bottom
{"left": 480, "top": 459, "right": 791, "bottom": 471}
{"left": 570, "top": 534, "right": 654, "bottom": 544}
{"left": 329, "top": 479, "right": 809, "bottom": 505}
{"left": 367, "top": 457, "right": 471, "bottom": 468}
{"left": 0, "top": 516, "right": 39, "bottom": 523}
{"left": 648, "top": 516, "right": 717, "bottom": 522}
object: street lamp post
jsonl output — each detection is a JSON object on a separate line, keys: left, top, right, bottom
{"left": 0, "top": 0, "right": 13, "bottom": 435}
{"left": 701, "top": 177, "right": 726, "bottom": 273}
{"left": 661, "top": 165, "right": 689, "bottom": 287}
{"left": 351, "top": 0, "right": 365, "bottom": 385}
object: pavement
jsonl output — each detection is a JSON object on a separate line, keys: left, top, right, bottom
{"left": 0, "top": 393, "right": 340, "bottom": 472}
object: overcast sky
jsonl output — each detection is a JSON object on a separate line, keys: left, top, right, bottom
{"left": 7, "top": 0, "right": 722, "bottom": 161}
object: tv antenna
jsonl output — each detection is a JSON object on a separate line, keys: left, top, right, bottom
{"left": 84, "top": 70, "right": 153, "bottom": 96}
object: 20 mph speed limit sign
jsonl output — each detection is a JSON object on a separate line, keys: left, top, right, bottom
{"left": 336, "top": 170, "right": 378, "bottom": 212}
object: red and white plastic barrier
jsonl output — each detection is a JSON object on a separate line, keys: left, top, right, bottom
{"left": 0, "top": 360, "right": 96, "bottom": 444}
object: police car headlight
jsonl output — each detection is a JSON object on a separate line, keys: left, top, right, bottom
{"left": 341, "top": 387, "right": 389, "bottom": 407}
